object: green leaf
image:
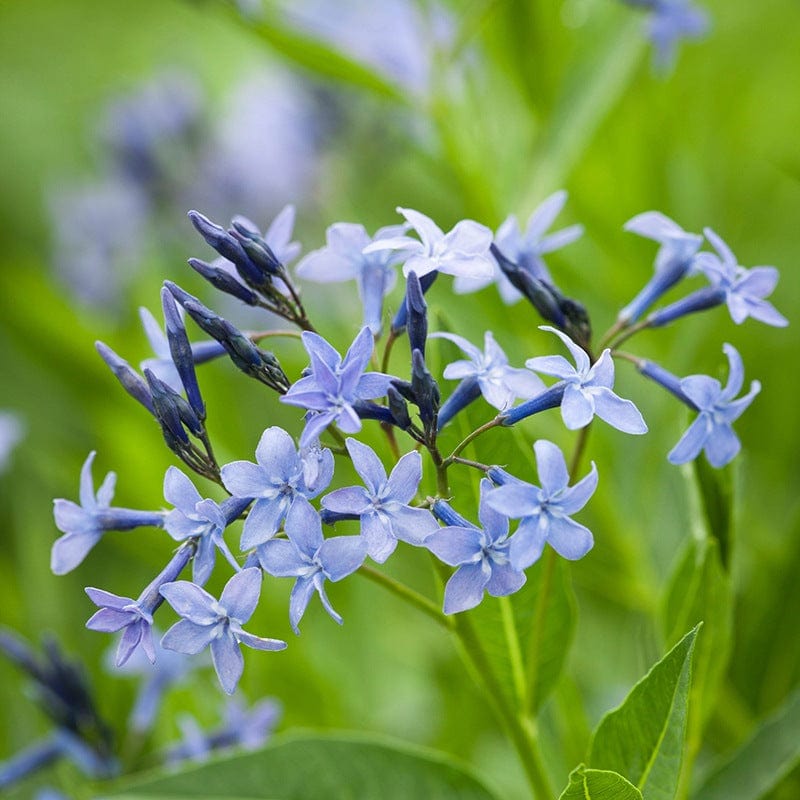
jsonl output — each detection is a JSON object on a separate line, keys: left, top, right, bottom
{"left": 691, "top": 459, "right": 734, "bottom": 569}
{"left": 559, "top": 764, "right": 643, "bottom": 800}
{"left": 694, "top": 688, "right": 800, "bottom": 800}
{"left": 588, "top": 626, "right": 699, "bottom": 800}
{"left": 661, "top": 537, "right": 732, "bottom": 767}
{"left": 102, "top": 731, "right": 500, "bottom": 800}
{"left": 221, "top": 3, "right": 407, "bottom": 104}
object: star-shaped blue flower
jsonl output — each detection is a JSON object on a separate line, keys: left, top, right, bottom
{"left": 667, "top": 343, "right": 761, "bottom": 467}
{"left": 486, "top": 439, "right": 598, "bottom": 570}
{"left": 160, "top": 568, "right": 287, "bottom": 694}
{"left": 296, "top": 222, "right": 407, "bottom": 335}
{"left": 221, "top": 427, "right": 334, "bottom": 550}
{"left": 434, "top": 331, "right": 545, "bottom": 427}
{"left": 619, "top": 211, "right": 703, "bottom": 323}
{"left": 258, "top": 497, "right": 366, "bottom": 633}
{"left": 525, "top": 326, "right": 648, "bottom": 434}
{"left": 52, "top": 452, "right": 165, "bottom": 575}
{"left": 364, "top": 207, "right": 494, "bottom": 280}
{"left": 454, "top": 191, "right": 583, "bottom": 302}
{"left": 321, "top": 438, "right": 438, "bottom": 563}
{"left": 694, "top": 228, "right": 788, "bottom": 327}
{"left": 85, "top": 543, "right": 194, "bottom": 667}
{"left": 280, "top": 328, "right": 394, "bottom": 446}
{"left": 163, "top": 467, "right": 246, "bottom": 585}
{"left": 426, "top": 479, "right": 525, "bottom": 614}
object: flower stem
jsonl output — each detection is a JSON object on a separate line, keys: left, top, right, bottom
{"left": 358, "top": 564, "right": 453, "bottom": 631}
{"left": 445, "top": 416, "right": 502, "bottom": 464}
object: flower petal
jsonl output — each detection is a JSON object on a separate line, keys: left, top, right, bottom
{"left": 284, "top": 496, "right": 323, "bottom": 558}
{"left": 345, "top": 438, "right": 387, "bottom": 495}
{"left": 385, "top": 450, "right": 422, "bottom": 504}
{"left": 318, "top": 535, "right": 367, "bottom": 581}
{"left": 590, "top": 388, "right": 648, "bottom": 434}
{"left": 443, "top": 562, "right": 491, "bottom": 614}
{"left": 561, "top": 384, "right": 594, "bottom": 430}
{"left": 545, "top": 515, "right": 594, "bottom": 560}
{"left": 425, "top": 526, "right": 483, "bottom": 566}
{"left": 220, "top": 567, "right": 262, "bottom": 623}
{"left": 258, "top": 539, "right": 307, "bottom": 577}
{"left": 163, "top": 467, "right": 202, "bottom": 513}
{"left": 668, "top": 415, "right": 711, "bottom": 465}
{"left": 360, "top": 511, "right": 397, "bottom": 563}
{"left": 211, "top": 631, "right": 244, "bottom": 694}
{"left": 533, "top": 439, "right": 570, "bottom": 496}
{"left": 240, "top": 495, "right": 289, "bottom": 550}
{"left": 161, "top": 619, "right": 215, "bottom": 655}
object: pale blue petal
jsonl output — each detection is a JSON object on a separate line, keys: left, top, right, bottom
{"left": 668, "top": 415, "right": 710, "bottom": 464}
{"left": 558, "top": 462, "right": 599, "bottom": 515}
{"left": 385, "top": 450, "right": 422, "bottom": 503}
{"left": 313, "top": 572, "right": 343, "bottom": 626}
{"left": 540, "top": 326, "right": 590, "bottom": 374}
{"left": 397, "top": 207, "right": 444, "bottom": 251}
{"left": 386, "top": 504, "right": 439, "bottom": 545}
{"left": 561, "top": 384, "right": 595, "bottom": 429}
{"left": 258, "top": 539, "right": 307, "bottom": 577}
{"left": 51, "top": 530, "right": 102, "bottom": 575}
{"left": 584, "top": 350, "right": 615, "bottom": 389}
{"left": 86, "top": 607, "right": 135, "bottom": 633}
{"left": 211, "top": 631, "right": 243, "bottom": 694}
{"left": 85, "top": 587, "right": 133, "bottom": 610}
{"left": 704, "top": 424, "right": 741, "bottom": 468}
{"left": 500, "top": 367, "right": 545, "bottom": 399}
{"left": 163, "top": 467, "right": 202, "bottom": 513}
{"left": 295, "top": 249, "right": 358, "bottom": 282}
{"left": 719, "top": 381, "right": 761, "bottom": 423}
{"left": 318, "top": 536, "right": 366, "bottom": 581}
{"left": 484, "top": 484, "right": 540, "bottom": 519}
{"left": 533, "top": 439, "right": 569, "bottom": 495}
{"left": 301, "top": 331, "right": 342, "bottom": 370}
{"left": 526, "top": 191, "right": 568, "bottom": 240}
{"left": 95, "top": 470, "right": 116, "bottom": 508}
{"left": 254, "top": 427, "right": 300, "bottom": 481}
{"left": 437, "top": 253, "right": 494, "bottom": 279}
{"left": 525, "top": 354, "right": 576, "bottom": 380}
{"left": 299, "top": 410, "right": 338, "bottom": 447}
{"left": 545, "top": 515, "right": 594, "bottom": 560}
{"left": 79, "top": 451, "right": 98, "bottom": 509}
{"left": 425, "top": 526, "right": 483, "bottom": 566}
{"left": 431, "top": 331, "right": 483, "bottom": 362}
{"left": 445, "top": 219, "right": 493, "bottom": 254}
{"left": 720, "top": 343, "right": 744, "bottom": 400}
{"left": 590, "top": 388, "right": 648, "bottom": 434}
{"left": 486, "top": 562, "right": 526, "bottom": 597}
{"left": 220, "top": 567, "right": 262, "bottom": 623}
{"left": 234, "top": 629, "right": 287, "bottom": 652}
{"left": 361, "top": 511, "right": 397, "bottom": 563}
{"left": 240, "top": 495, "right": 289, "bottom": 550}
{"left": 284, "top": 496, "right": 323, "bottom": 558}
{"left": 221, "top": 461, "right": 274, "bottom": 499}
{"left": 680, "top": 375, "right": 721, "bottom": 410}
{"left": 159, "top": 581, "right": 217, "bottom": 624}
{"left": 161, "top": 619, "right": 215, "bottom": 655}
{"left": 321, "top": 486, "right": 372, "bottom": 515}
{"left": 538, "top": 224, "right": 584, "bottom": 254}
{"left": 477, "top": 478, "right": 508, "bottom": 543}
{"left": 508, "top": 516, "right": 548, "bottom": 570}
{"left": 443, "top": 562, "right": 491, "bottom": 614}
{"left": 289, "top": 576, "right": 316, "bottom": 634}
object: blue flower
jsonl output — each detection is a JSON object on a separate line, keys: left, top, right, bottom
{"left": 619, "top": 211, "right": 703, "bottom": 323}
{"left": 163, "top": 467, "right": 247, "bottom": 585}
{"left": 165, "top": 696, "right": 281, "bottom": 764}
{"left": 160, "top": 568, "right": 287, "bottom": 695}
{"left": 525, "top": 326, "right": 648, "bottom": 434}
{"left": 321, "top": 439, "right": 438, "bottom": 563}
{"left": 364, "top": 207, "right": 494, "bottom": 280}
{"left": 52, "top": 452, "right": 165, "bottom": 575}
{"left": 661, "top": 344, "right": 761, "bottom": 467}
{"left": 138, "top": 305, "right": 225, "bottom": 394}
{"left": 258, "top": 497, "right": 366, "bottom": 632}
{"left": 434, "top": 331, "right": 545, "bottom": 427}
{"left": 221, "top": 427, "right": 333, "bottom": 550}
{"left": 85, "top": 543, "right": 195, "bottom": 667}
{"left": 296, "top": 222, "right": 408, "bottom": 334}
{"left": 234, "top": 205, "right": 302, "bottom": 266}
{"left": 454, "top": 191, "right": 583, "bottom": 302}
{"left": 693, "top": 228, "right": 788, "bottom": 327}
{"left": 485, "top": 440, "right": 598, "bottom": 570}
{"left": 426, "top": 480, "right": 525, "bottom": 614}
{"left": 280, "top": 328, "right": 394, "bottom": 446}
{"left": 643, "top": 0, "right": 708, "bottom": 71}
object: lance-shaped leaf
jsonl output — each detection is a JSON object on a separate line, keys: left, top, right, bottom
{"left": 102, "top": 732, "right": 500, "bottom": 799}
{"left": 588, "top": 626, "right": 699, "bottom": 800}
{"left": 558, "top": 764, "right": 643, "bottom": 800}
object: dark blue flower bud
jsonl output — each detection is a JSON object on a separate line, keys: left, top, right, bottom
{"left": 499, "top": 383, "right": 565, "bottom": 426}
{"left": 431, "top": 498, "right": 473, "bottom": 527}
{"left": 437, "top": 377, "right": 482, "bottom": 430}
{"left": 95, "top": 342, "right": 154, "bottom": 415}
{"left": 188, "top": 210, "right": 265, "bottom": 290}
{"left": 411, "top": 349, "right": 439, "bottom": 432}
{"left": 392, "top": 271, "right": 438, "bottom": 335}
{"left": 486, "top": 466, "right": 523, "bottom": 486}
{"left": 230, "top": 229, "right": 282, "bottom": 276}
{"left": 161, "top": 287, "right": 205, "bottom": 421}
{"left": 144, "top": 369, "right": 189, "bottom": 446}
{"left": 320, "top": 508, "right": 361, "bottom": 526}
{"left": 405, "top": 271, "right": 428, "bottom": 357}
{"left": 221, "top": 496, "right": 252, "bottom": 525}
{"left": 187, "top": 258, "right": 260, "bottom": 306}
{"left": 353, "top": 401, "right": 394, "bottom": 424}
{"left": 648, "top": 286, "right": 726, "bottom": 327}
{"left": 387, "top": 385, "right": 412, "bottom": 430}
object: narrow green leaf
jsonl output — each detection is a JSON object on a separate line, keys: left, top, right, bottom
{"left": 588, "top": 626, "right": 699, "bottom": 800}
{"left": 661, "top": 537, "right": 732, "bottom": 769}
{"left": 559, "top": 764, "right": 643, "bottom": 800}
{"left": 221, "top": 2, "right": 408, "bottom": 104}
{"left": 694, "top": 689, "right": 800, "bottom": 800}
{"left": 691, "top": 459, "right": 734, "bottom": 569}
{"left": 102, "top": 731, "right": 500, "bottom": 800}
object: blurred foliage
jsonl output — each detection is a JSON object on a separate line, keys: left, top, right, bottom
{"left": 1, "top": 0, "right": 799, "bottom": 798}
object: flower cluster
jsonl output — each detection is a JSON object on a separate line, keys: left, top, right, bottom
{"left": 48, "top": 196, "right": 783, "bottom": 703}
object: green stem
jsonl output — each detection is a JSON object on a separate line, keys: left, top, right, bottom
{"left": 358, "top": 564, "right": 453, "bottom": 631}
{"left": 445, "top": 416, "right": 502, "bottom": 464}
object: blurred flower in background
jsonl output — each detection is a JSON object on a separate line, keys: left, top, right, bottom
{"left": 0, "top": 411, "right": 24, "bottom": 474}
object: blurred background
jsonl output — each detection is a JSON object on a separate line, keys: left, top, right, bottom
{"left": 0, "top": 1, "right": 798, "bottom": 798}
